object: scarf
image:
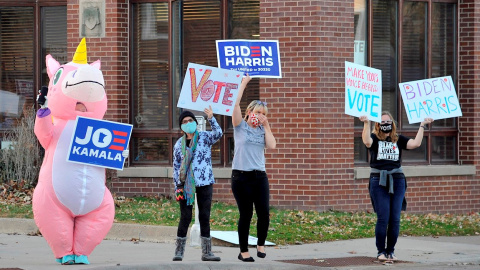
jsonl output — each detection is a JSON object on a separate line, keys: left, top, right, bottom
{"left": 179, "top": 131, "right": 198, "bottom": 205}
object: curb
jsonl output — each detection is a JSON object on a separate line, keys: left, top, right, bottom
{"left": 0, "top": 218, "right": 235, "bottom": 246}
{"left": 0, "top": 218, "right": 178, "bottom": 243}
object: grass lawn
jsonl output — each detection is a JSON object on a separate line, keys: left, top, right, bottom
{"left": 1, "top": 196, "right": 479, "bottom": 245}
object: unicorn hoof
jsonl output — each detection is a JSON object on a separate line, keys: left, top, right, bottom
{"left": 60, "top": 254, "right": 75, "bottom": 265}
{"left": 74, "top": 255, "right": 90, "bottom": 264}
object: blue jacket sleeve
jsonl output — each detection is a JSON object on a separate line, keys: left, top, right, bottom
{"left": 172, "top": 139, "right": 182, "bottom": 187}
{"left": 204, "top": 116, "right": 223, "bottom": 146}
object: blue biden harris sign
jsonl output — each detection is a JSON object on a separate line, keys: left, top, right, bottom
{"left": 67, "top": 117, "right": 132, "bottom": 170}
{"left": 216, "top": 39, "right": 282, "bottom": 78}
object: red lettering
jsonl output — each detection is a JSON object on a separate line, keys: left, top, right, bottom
{"left": 189, "top": 68, "right": 212, "bottom": 102}
{"left": 200, "top": 80, "right": 215, "bottom": 101}
{"left": 213, "top": 81, "right": 226, "bottom": 103}
{"left": 222, "top": 83, "right": 237, "bottom": 106}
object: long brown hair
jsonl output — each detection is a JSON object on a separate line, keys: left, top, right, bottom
{"left": 372, "top": 111, "right": 399, "bottom": 143}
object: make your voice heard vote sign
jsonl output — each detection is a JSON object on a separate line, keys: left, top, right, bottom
{"left": 67, "top": 117, "right": 133, "bottom": 170}
{"left": 177, "top": 63, "right": 243, "bottom": 116}
{"left": 345, "top": 61, "right": 382, "bottom": 123}
{"left": 216, "top": 39, "right": 282, "bottom": 78}
{"left": 399, "top": 76, "right": 462, "bottom": 124}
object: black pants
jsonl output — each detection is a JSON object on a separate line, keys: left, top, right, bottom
{"left": 177, "top": 184, "right": 213, "bottom": 238}
{"left": 231, "top": 170, "right": 270, "bottom": 252}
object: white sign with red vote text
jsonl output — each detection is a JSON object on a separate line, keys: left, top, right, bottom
{"left": 177, "top": 63, "right": 243, "bottom": 116}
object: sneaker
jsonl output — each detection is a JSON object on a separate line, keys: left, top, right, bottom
{"left": 388, "top": 253, "right": 398, "bottom": 261}
{"left": 376, "top": 253, "right": 388, "bottom": 261}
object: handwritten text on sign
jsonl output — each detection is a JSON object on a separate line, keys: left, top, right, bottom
{"left": 344, "top": 61, "right": 382, "bottom": 123}
{"left": 177, "top": 63, "right": 243, "bottom": 116}
{"left": 399, "top": 76, "right": 462, "bottom": 124}
{"left": 68, "top": 117, "right": 133, "bottom": 170}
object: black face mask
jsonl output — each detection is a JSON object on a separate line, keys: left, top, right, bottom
{"left": 379, "top": 123, "right": 392, "bottom": 133}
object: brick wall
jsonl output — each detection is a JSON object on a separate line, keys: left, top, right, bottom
{"left": 109, "top": 177, "right": 237, "bottom": 205}
{"left": 67, "top": 0, "right": 129, "bottom": 124}
{"left": 455, "top": 0, "right": 480, "bottom": 212}
{"left": 259, "top": 0, "right": 356, "bottom": 211}
{"left": 107, "top": 0, "right": 480, "bottom": 214}
{"left": 458, "top": 0, "right": 480, "bottom": 173}
{"left": 108, "top": 177, "right": 172, "bottom": 198}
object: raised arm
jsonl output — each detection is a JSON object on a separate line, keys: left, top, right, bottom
{"left": 34, "top": 108, "right": 54, "bottom": 149}
{"left": 204, "top": 106, "right": 223, "bottom": 145}
{"left": 359, "top": 115, "right": 373, "bottom": 148}
{"left": 232, "top": 74, "right": 251, "bottom": 127}
{"left": 407, "top": 117, "right": 434, "bottom": 149}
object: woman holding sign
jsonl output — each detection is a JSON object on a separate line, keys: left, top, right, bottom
{"left": 231, "top": 75, "right": 276, "bottom": 262}
{"left": 359, "top": 112, "right": 433, "bottom": 262}
{"left": 172, "top": 107, "right": 222, "bottom": 262}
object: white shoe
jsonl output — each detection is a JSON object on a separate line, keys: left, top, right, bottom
{"left": 377, "top": 253, "right": 388, "bottom": 261}
{"left": 388, "top": 253, "right": 398, "bottom": 261}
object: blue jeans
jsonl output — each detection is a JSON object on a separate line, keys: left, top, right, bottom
{"left": 369, "top": 174, "right": 406, "bottom": 255}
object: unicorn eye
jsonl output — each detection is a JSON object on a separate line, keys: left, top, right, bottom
{"left": 53, "top": 68, "right": 63, "bottom": 85}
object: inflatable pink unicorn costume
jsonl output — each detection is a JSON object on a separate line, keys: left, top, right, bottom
{"left": 33, "top": 38, "right": 114, "bottom": 265}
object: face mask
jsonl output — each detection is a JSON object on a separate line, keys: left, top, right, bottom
{"left": 249, "top": 113, "right": 259, "bottom": 127}
{"left": 379, "top": 123, "right": 392, "bottom": 133}
{"left": 181, "top": 121, "right": 197, "bottom": 134}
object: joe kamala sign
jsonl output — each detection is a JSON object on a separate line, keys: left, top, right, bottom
{"left": 67, "top": 116, "right": 132, "bottom": 170}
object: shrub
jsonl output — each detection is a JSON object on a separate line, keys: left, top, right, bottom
{"left": 0, "top": 106, "right": 42, "bottom": 186}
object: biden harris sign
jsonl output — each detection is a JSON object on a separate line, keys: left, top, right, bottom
{"left": 216, "top": 39, "right": 282, "bottom": 78}
{"left": 67, "top": 117, "right": 133, "bottom": 170}
{"left": 399, "top": 76, "right": 462, "bottom": 124}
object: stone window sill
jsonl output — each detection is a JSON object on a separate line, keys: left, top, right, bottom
{"left": 117, "top": 167, "right": 232, "bottom": 179}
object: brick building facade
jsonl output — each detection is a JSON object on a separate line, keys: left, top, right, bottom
{"left": 104, "top": 1, "right": 480, "bottom": 214}
{"left": 1, "top": 0, "right": 477, "bottom": 214}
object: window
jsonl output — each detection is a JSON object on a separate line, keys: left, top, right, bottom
{"left": 354, "top": 0, "right": 458, "bottom": 165}
{"left": 0, "top": 3, "right": 66, "bottom": 134}
{"left": 353, "top": 0, "right": 368, "bottom": 162}
{"left": 226, "top": 0, "right": 260, "bottom": 164}
{"left": 130, "top": 0, "right": 260, "bottom": 166}
{"left": 41, "top": 6, "right": 68, "bottom": 88}
{"left": 131, "top": 2, "right": 171, "bottom": 164}
{"left": 0, "top": 7, "right": 34, "bottom": 130}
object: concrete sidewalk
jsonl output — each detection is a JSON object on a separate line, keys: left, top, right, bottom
{"left": 0, "top": 218, "right": 479, "bottom": 270}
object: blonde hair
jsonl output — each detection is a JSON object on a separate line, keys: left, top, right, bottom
{"left": 372, "top": 111, "right": 399, "bottom": 143}
{"left": 244, "top": 100, "right": 268, "bottom": 120}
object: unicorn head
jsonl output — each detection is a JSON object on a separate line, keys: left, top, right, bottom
{"left": 46, "top": 38, "right": 107, "bottom": 120}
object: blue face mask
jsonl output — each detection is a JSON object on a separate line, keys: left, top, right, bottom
{"left": 181, "top": 121, "right": 197, "bottom": 134}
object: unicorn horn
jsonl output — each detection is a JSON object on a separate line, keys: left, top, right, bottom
{"left": 72, "top": 38, "right": 87, "bottom": 64}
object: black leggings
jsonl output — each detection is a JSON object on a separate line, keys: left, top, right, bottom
{"left": 177, "top": 184, "right": 213, "bottom": 238}
{"left": 231, "top": 170, "right": 270, "bottom": 252}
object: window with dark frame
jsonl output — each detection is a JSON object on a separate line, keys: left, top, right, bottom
{"left": 353, "top": 0, "right": 458, "bottom": 165}
{"left": 0, "top": 2, "right": 66, "bottom": 136}
{"left": 0, "top": 7, "right": 34, "bottom": 131}
{"left": 130, "top": 0, "right": 260, "bottom": 167}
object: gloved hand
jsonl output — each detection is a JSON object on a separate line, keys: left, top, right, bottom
{"left": 37, "top": 86, "right": 48, "bottom": 108}
{"left": 175, "top": 185, "right": 185, "bottom": 201}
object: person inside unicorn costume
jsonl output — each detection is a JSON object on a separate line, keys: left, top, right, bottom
{"left": 33, "top": 38, "right": 126, "bottom": 265}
